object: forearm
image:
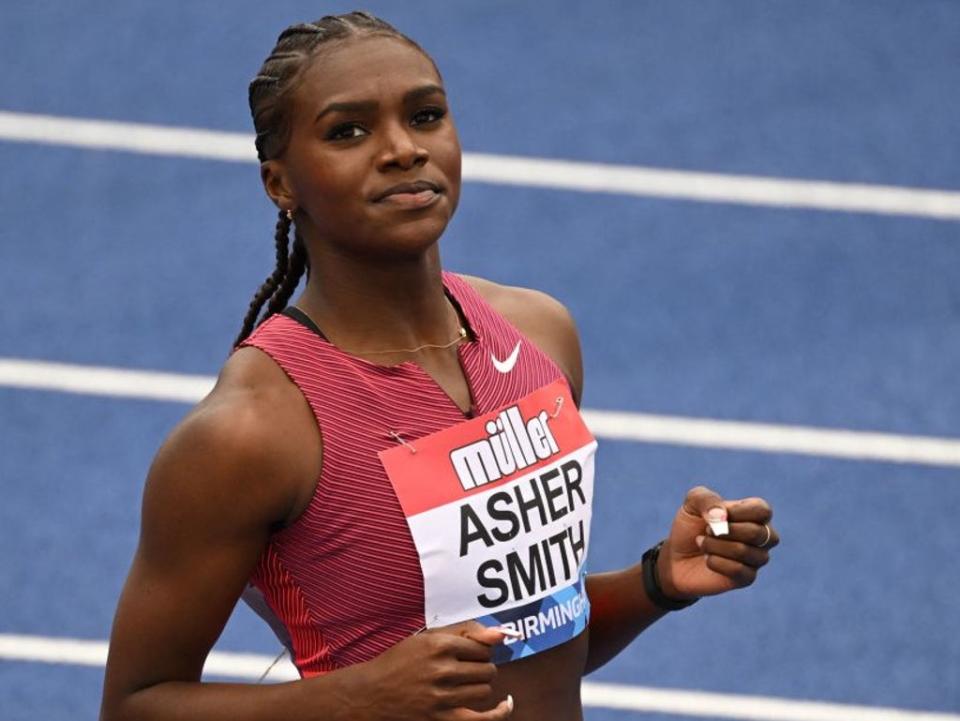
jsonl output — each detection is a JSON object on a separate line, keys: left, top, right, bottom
{"left": 583, "top": 563, "right": 667, "bottom": 674}
{"left": 103, "top": 666, "right": 368, "bottom": 721}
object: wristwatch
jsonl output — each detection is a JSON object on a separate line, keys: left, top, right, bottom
{"left": 641, "top": 540, "right": 699, "bottom": 611}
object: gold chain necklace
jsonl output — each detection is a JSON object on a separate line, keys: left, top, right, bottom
{"left": 298, "top": 300, "right": 468, "bottom": 356}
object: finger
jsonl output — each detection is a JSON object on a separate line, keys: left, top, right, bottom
{"left": 724, "top": 497, "right": 773, "bottom": 524}
{"left": 438, "top": 682, "right": 496, "bottom": 707}
{"left": 682, "top": 486, "right": 728, "bottom": 529}
{"left": 443, "top": 694, "right": 514, "bottom": 721}
{"left": 443, "top": 620, "right": 510, "bottom": 647}
{"left": 448, "top": 636, "right": 496, "bottom": 662}
{"left": 464, "top": 625, "right": 513, "bottom": 647}
{"left": 704, "top": 553, "right": 758, "bottom": 588}
{"left": 437, "top": 660, "right": 498, "bottom": 686}
{"left": 441, "top": 620, "right": 490, "bottom": 637}
{"left": 723, "top": 521, "right": 780, "bottom": 549}
{"left": 700, "top": 535, "right": 770, "bottom": 569}
{"left": 423, "top": 632, "right": 494, "bottom": 662}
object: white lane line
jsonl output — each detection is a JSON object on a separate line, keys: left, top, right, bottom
{"left": 0, "top": 357, "right": 214, "bottom": 404}
{"left": 583, "top": 408, "right": 960, "bottom": 468}
{"left": 2, "top": 110, "right": 959, "bottom": 220}
{"left": 3, "top": 635, "right": 957, "bottom": 721}
{"left": 579, "top": 682, "right": 960, "bottom": 721}
{"left": 0, "top": 633, "right": 290, "bottom": 681}
{"left": 3, "top": 357, "right": 960, "bottom": 467}
{"left": 463, "top": 152, "right": 960, "bottom": 221}
{"left": 0, "top": 111, "right": 253, "bottom": 162}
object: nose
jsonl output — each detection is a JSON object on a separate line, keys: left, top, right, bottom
{"left": 376, "top": 120, "right": 429, "bottom": 171}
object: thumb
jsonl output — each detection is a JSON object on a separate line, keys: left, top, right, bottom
{"left": 444, "top": 620, "right": 510, "bottom": 646}
{"left": 682, "top": 485, "right": 728, "bottom": 535}
{"left": 465, "top": 624, "right": 514, "bottom": 646}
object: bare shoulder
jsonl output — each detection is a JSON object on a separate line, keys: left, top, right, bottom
{"left": 460, "top": 274, "right": 583, "bottom": 404}
{"left": 144, "top": 346, "right": 321, "bottom": 535}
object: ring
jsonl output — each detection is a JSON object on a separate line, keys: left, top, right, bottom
{"left": 758, "top": 524, "right": 772, "bottom": 548}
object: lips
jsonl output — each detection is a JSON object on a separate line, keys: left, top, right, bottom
{"left": 373, "top": 180, "right": 441, "bottom": 202}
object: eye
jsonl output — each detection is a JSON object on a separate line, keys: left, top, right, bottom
{"left": 411, "top": 107, "right": 446, "bottom": 126}
{"left": 326, "top": 123, "right": 368, "bottom": 141}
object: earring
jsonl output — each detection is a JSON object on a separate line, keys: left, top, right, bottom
{"left": 285, "top": 208, "right": 294, "bottom": 221}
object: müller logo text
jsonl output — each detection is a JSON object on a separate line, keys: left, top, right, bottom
{"left": 450, "top": 406, "right": 560, "bottom": 490}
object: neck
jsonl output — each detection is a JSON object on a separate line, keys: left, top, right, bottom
{"left": 295, "top": 245, "right": 461, "bottom": 352}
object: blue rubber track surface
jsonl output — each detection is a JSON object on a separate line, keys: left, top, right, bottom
{"left": 1, "top": 2, "right": 958, "bottom": 720}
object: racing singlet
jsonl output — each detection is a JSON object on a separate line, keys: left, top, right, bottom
{"left": 240, "top": 272, "right": 595, "bottom": 675}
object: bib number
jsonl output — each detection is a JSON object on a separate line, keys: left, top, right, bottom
{"left": 380, "top": 379, "right": 596, "bottom": 663}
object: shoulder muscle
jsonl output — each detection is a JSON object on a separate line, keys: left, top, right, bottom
{"left": 142, "top": 346, "right": 320, "bottom": 554}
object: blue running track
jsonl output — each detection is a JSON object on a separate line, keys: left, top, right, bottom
{"left": 1, "top": 2, "right": 958, "bottom": 719}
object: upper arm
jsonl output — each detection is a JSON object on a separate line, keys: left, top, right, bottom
{"left": 102, "top": 350, "right": 320, "bottom": 704}
{"left": 462, "top": 275, "right": 584, "bottom": 405}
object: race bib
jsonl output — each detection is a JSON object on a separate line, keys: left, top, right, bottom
{"left": 379, "top": 379, "right": 596, "bottom": 663}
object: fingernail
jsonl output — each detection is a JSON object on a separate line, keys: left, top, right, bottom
{"left": 707, "top": 508, "right": 729, "bottom": 537}
{"left": 708, "top": 520, "right": 729, "bottom": 537}
{"left": 506, "top": 694, "right": 515, "bottom": 712}
{"left": 695, "top": 534, "right": 705, "bottom": 549}
{"left": 496, "top": 625, "right": 523, "bottom": 639}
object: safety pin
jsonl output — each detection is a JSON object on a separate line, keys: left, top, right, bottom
{"left": 388, "top": 430, "right": 417, "bottom": 454}
{"left": 413, "top": 613, "right": 439, "bottom": 634}
{"left": 549, "top": 396, "right": 564, "bottom": 418}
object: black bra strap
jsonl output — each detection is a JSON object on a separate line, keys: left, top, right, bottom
{"left": 282, "top": 306, "right": 327, "bottom": 340}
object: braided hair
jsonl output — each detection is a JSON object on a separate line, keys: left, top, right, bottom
{"left": 234, "top": 12, "right": 433, "bottom": 346}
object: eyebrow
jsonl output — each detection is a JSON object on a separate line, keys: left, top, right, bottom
{"left": 314, "top": 84, "right": 446, "bottom": 123}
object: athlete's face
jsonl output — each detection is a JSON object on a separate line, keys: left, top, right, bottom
{"left": 262, "top": 36, "right": 462, "bottom": 259}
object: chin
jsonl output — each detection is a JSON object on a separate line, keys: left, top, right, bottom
{"left": 365, "top": 213, "right": 452, "bottom": 259}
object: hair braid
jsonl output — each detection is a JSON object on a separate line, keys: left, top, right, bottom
{"left": 234, "top": 210, "right": 291, "bottom": 347}
{"left": 264, "top": 232, "right": 308, "bottom": 319}
{"left": 235, "top": 12, "right": 436, "bottom": 346}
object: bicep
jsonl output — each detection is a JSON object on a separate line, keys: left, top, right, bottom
{"left": 102, "top": 407, "right": 299, "bottom": 701}
{"left": 106, "top": 536, "right": 264, "bottom": 692}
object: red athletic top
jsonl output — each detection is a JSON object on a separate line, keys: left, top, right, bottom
{"left": 240, "top": 272, "right": 566, "bottom": 676}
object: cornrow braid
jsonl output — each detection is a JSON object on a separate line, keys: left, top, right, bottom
{"left": 235, "top": 11, "right": 435, "bottom": 346}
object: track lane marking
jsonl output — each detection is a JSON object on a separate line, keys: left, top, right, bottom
{"left": 3, "top": 357, "right": 959, "bottom": 467}
{"left": 2, "top": 634, "right": 956, "bottom": 721}
{"left": 0, "top": 357, "right": 213, "bottom": 404}
{"left": 2, "top": 110, "right": 959, "bottom": 219}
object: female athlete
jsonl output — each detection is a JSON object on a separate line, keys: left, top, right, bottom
{"left": 100, "top": 12, "right": 779, "bottom": 721}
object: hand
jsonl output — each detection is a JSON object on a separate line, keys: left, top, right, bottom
{"left": 350, "top": 620, "right": 514, "bottom": 721}
{"left": 656, "top": 486, "right": 779, "bottom": 600}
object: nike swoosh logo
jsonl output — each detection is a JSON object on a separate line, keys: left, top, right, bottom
{"left": 491, "top": 341, "right": 522, "bottom": 374}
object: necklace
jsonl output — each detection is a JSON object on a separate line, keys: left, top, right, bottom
{"left": 297, "top": 299, "right": 468, "bottom": 356}
{"left": 360, "top": 324, "right": 467, "bottom": 355}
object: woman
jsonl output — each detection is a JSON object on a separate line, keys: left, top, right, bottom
{"left": 100, "top": 12, "right": 779, "bottom": 721}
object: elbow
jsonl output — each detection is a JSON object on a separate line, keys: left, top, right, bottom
{"left": 100, "top": 685, "right": 150, "bottom": 721}
{"left": 99, "top": 693, "right": 131, "bottom": 721}
{"left": 99, "top": 702, "right": 120, "bottom": 721}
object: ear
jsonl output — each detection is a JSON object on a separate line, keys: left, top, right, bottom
{"left": 260, "top": 160, "right": 297, "bottom": 211}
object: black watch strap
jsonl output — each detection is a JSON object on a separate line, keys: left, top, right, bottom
{"left": 641, "top": 540, "right": 699, "bottom": 611}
